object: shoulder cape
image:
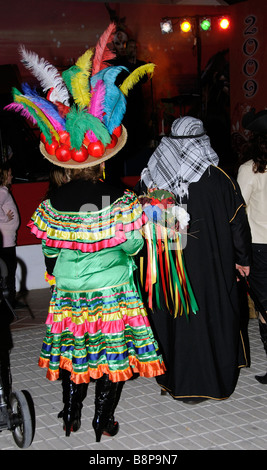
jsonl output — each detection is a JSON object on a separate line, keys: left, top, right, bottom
{"left": 28, "top": 190, "right": 146, "bottom": 253}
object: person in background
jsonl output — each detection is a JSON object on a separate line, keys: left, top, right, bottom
{"left": 0, "top": 163, "right": 20, "bottom": 308}
{"left": 112, "top": 29, "right": 128, "bottom": 62}
{"left": 237, "top": 109, "right": 267, "bottom": 384}
{"left": 136, "top": 116, "right": 251, "bottom": 403}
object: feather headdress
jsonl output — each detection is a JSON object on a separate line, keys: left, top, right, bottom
{"left": 19, "top": 45, "right": 70, "bottom": 106}
{"left": 11, "top": 88, "right": 59, "bottom": 143}
{"left": 86, "top": 79, "right": 106, "bottom": 142}
{"left": 92, "top": 22, "right": 116, "bottom": 75}
{"left": 91, "top": 66, "right": 128, "bottom": 134}
{"left": 120, "top": 63, "right": 155, "bottom": 96}
{"left": 62, "top": 48, "right": 94, "bottom": 108}
{"left": 66, "top": 106, "right": 111, "bottom": 150}
{"left": 5, "top": 24, "right": 156, "bottom": 168}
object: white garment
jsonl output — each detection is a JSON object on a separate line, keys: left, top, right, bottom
{"left": 0, "top": 186, "right": 20, "bottom": 247}
{"left": 237, "top": 160, "right": 267, "bottom": 244}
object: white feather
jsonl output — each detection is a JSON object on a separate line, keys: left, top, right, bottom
{"left": 19, "top": 45, "right": 70, "bottom": 106}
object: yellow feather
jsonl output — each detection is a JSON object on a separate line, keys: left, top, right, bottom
{"left": 15, "top": 94, "right": 59, "bottom": 141}
{"left": 71, "top": 71, "right": 91, "bottom": 108}
{"left": 119, "top": 63, "right": 155, "bottom": 96}
{"left": 72, "top": 49, "right": 94, "bottom": 108}
{"left": 76, "top": 48, "right": 94, "bottom": 73}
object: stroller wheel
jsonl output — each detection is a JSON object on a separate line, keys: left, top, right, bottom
{"left": 9, "top": 390, "right": 35, "bottom": 448}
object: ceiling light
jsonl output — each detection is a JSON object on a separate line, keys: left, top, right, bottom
{"left": 160, "top": 19, "right": 173, "bottom": 34}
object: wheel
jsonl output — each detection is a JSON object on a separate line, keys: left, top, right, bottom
{"left": 9, "top": 390, "right": 35, "bottom": 448}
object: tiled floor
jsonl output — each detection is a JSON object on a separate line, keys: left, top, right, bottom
{"left": 1, "top": 289, "right": 267, "bottom": 451}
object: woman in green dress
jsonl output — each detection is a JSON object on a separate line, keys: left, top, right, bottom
{"left": 6, "top": 24, "right": 165, "bottom": 441}
{"left": 29, "top": 161, "right": 165, "bottom": 440}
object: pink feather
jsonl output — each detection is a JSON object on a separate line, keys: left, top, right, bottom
{"left": 4, "top": 102, "right": 37, "bottom": 125}
{"left": 92, "top": 23, "right": 117, "bottom": 75}
{"left": 86, "top": 80, "right": 106, "bottom": 142}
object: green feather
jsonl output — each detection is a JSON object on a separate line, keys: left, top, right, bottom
{"left": 12, "top": 88, "right": 52, "bottom": 143}
{"left": 62, "top": 65, "right": 80, "bottom": 96}
{"left": 65, "top": 106, "right": 111, "bottom": 149}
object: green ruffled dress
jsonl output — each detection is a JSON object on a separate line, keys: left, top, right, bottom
{"left": 28, "top": 190, "right": 165, "bottom": 384}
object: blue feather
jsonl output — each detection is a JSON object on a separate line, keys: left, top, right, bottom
{"left": 21, "top": 83, "right": 66, "bottom": 130}
{"left": 90, "top": 66, "right": 128, "bottom": 134}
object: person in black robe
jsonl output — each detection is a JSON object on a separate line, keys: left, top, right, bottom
{"left": 136, "top": 116, "right": 251, "bottom": 402}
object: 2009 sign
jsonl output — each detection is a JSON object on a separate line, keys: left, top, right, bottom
{"left": 243, "top": 15, "right": 259, "bottom": 98}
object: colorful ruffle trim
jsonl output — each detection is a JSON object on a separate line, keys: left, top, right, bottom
{"left": 28, "top": 190, "right": 147, "bottom": 253}
{"left": 45, "top": 310, "right": 151, "bottom": 337}
{"left": 38, "top": 356, "right": 166, "bottom": 384}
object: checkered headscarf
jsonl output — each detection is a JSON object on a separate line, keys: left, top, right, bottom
{"left": 141, "top": 116, "right": 219, "bottom": 199}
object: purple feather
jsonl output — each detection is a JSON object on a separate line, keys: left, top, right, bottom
{"left": 21, "top": 83, "right": 66, "bottom": 131}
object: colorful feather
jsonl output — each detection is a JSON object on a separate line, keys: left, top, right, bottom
{"left": 120, "top": 63, "right": 155, "bottom": 96}
{"left": 19, "top": 45, "right": 70, "bottom": 105}
{"left": 21, "top": 83, "right": 66, "bottom": 131}
{"left": 86, "top": 80, "right": 105, "bottom": 142}
{"left": 4, "top": 102, "right": 38, "bottom": 125}
{"left": 12, "top": 88, "right": 59, "bottom": 143}
{"left": 92, "top": 22, "right": 117, "bottom": 75}
{"left": 91, "top": 66, "right": 128, "bottom": 134}
{"left": 65, "top": 106, "right": 111, "bottom": 149}
{"left": 62, "top": 65, "right": 80, "bottom": 95}
{"left": 71, "top": 69, "right": 91, "bottom": 108}
{"left": 76, "top": 48, "right": 94, "bottom": 73}
{"left": 62, "top": 49, "right": 94, "bottom": 108}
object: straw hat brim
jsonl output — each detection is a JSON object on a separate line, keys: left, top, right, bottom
{"left": 40, "top": 125, "right": 127, "bottom": 169}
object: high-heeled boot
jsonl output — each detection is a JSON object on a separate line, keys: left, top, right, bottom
{"left": 255, "top": 320, "right": 267, "bottom": 384}
{"left": 58, "top": 369, "right": 88, "bottom": 436}
{"left": 104, "top": 380, "right": 124, "bottom": 432}
{"left": 92, "top": 374, "right": 120, "bottom": 442}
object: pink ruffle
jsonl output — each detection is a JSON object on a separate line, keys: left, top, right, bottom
{"left": 27, "top": 217, "right": 144, "bottom": 253}
{"left": 46, "top": 312, "right": 150, "bottom": 337}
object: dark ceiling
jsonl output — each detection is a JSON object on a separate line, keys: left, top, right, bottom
{"left": 60, "top": 0, "right": 248, "bottom": 4}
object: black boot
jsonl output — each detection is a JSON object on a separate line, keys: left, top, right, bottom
{"left": 92, "top": 374, "right": 121, "bottom": 442}
{"left": 255, "top": 320, "right": 267, "bottom": 384}
{"left": 58, "top": 369, "right": 88, "bottom": 436}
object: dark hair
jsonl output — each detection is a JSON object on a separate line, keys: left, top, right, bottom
{"left": 240, "top": 133, "right": 267, "bottom": 173}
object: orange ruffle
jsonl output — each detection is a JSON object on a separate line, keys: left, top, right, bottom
{"left": 38, "top": 356, "right": 166, "bottom": 384}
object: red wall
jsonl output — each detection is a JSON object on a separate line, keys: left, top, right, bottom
{"left": 12, "top": 182, "right": 48, "bottom": 246}
{"left": 229, "top": 0, "right": 267, "bottom": 147}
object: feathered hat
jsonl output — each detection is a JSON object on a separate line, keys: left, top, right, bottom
{"left": 5, "top": 23, "right": 155, "bottom": 168}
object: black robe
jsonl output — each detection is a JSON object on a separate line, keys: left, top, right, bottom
{"left": 136, "top": 165, "right": 251, "bottom": 400}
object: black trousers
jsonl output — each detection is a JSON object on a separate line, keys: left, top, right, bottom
{"left": 0, "top": 246, "right": 17, "bottom": 307}
{"left": 249, "top": 243, "right": 267, "bottom": 311}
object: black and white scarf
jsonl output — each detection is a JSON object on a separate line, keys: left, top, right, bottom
{"left": 141, "top": 116, "right": 219, "bottom": 200}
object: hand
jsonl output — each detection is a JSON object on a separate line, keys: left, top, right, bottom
{"left": 236, "top": 264, "right": 250, "bottom": 280}
{"left": 7, "top": 210, "right": 14, "bottom": 221}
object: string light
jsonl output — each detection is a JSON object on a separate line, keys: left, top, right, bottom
{"left": 160, "top": 19, "right": 173, "bottom": 34}
{"left": 218, "top": 17, "right": 230, "bottom": 30}
{"left": 160, "top": 15, "right": 231, "bottom": 35}
{"left": 200, "top": 18, "right": 211, "bottom": 31}
{"left": 180, "top": 20, "right": 192, "bottom": 33}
